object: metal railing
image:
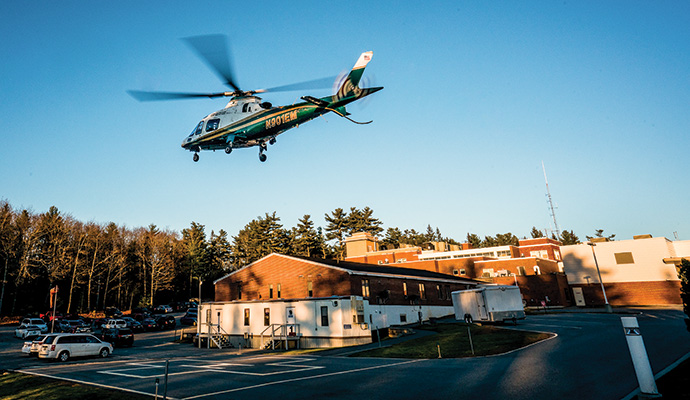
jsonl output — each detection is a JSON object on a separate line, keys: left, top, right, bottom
{"left": 260, "top": 323, "right": 301, "bottom": 350}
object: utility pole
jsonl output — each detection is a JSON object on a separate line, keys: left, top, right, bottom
{"left": 542, "top": 161, "right": 560, "bottom": 240}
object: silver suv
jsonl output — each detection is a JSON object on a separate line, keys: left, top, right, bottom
{"left": 38, "top": 333, "right": 113, "bottom": 362}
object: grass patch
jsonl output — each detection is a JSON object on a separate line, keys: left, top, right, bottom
{"left": 352, "top": 323, "right": 553, "bottom": 359}
{"left": 0, "top": 371, "right": 151, "bottom": 400}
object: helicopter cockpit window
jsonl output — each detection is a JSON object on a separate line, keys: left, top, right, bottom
{"left": 205, "top": 119, "right": 220, "bottom": 132}
{"left": 189, "top": 121, "right": 203, "bottom": 137}
{"left": 242, "top": 103, "right": 249, "bottom": 113}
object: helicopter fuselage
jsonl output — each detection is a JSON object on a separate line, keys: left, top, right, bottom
{"left": 180, "top": 89, "right": 379, "bottom": 159}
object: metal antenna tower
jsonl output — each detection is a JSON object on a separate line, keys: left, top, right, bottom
{"left": 542, "top": 161, "right": 560, "bottom": 240}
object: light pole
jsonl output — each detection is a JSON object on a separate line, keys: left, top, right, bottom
{"left": 198, "top": 278, "right": 203, "bottom": 349}
{"left": 587, "top": 242, "right": 612, "bottom": 313}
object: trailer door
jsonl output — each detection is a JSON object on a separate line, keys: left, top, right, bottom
{"left": 476, "top": 291, "right": 488, "bottom": 319}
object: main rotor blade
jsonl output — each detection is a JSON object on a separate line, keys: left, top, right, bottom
{"left": 127, "top": 90, "right": 232, "bottom": 102}
{"left": 255, "top": 76, "right": 338, "bottom": 94}
{"left": 182, "top": 34, "right": 241, "bottom": 92}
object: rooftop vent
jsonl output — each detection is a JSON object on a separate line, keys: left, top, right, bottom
{"left": 633, "top": 234, "right": 653, "bottom": 240}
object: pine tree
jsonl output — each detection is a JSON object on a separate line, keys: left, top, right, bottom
{"left": 530, "top": 226, "right": 545, "bottom": 238}
{"left": 559, "top": 230, "right": 580, "bottom": 245}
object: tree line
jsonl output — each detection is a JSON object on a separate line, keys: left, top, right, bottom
{"left": 0, "top": 201, "right": 590, "bottom": 316}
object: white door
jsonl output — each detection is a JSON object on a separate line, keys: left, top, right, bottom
{"left": 573, "top": 287, "right": 586, "bottom": 306}
{"left": 286, "top": 307, "right": 296, "bottom": 324}
{"left": 476, "top": 292, "right": 488, "bottom": 319}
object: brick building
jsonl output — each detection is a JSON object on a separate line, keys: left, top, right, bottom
{"left": 214, "top": 253, "right": 478, "bottom": 306}
{"left": 344, "top": 232, "right": 572, "bottom": 307}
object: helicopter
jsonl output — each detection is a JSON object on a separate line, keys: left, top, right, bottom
{"left": 128, "top": 35, "right": 383, "bottom": 162}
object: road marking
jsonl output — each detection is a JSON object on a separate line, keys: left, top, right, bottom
{"left": 18, "top": 369, "right": 178, "bottom": 399}
{"left": 182, "top": 359, "right": 425, "bottom": 400}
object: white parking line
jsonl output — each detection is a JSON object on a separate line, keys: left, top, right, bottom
{"left": 18, "top": 369, "right": 179, "bottom": 399}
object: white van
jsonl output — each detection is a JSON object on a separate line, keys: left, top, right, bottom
{"left": 38, "top": 333, "right": 112, "bottom": 362}
{"left": 103, "top": 319, "right": 128, "bottom": 329}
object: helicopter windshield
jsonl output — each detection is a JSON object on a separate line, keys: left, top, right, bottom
{"left": 189, "top": 121, "right": 203, "bottom": 137}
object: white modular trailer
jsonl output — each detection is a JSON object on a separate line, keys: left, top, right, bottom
{"left": 198, "top": 296, "right": 455, "bottom": 349}
{"left": 452, "top": 285, "right": 525, "bottom": 323}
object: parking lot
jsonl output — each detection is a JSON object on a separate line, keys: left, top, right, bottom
{"left": 3, "top": 308, "right": 690, "bottom": 400}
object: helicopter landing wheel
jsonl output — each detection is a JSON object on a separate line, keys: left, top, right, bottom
{"left": 224, "top": 146, "right": 232, "bottom": 154}
{"left": 193, "top": 153, "right": 199, "bottom": 162}
{"left": 259, "top": 153, "right": 267, "bottom": 162}
{"left": 269, "top": 138, "right": 276, "bottom": 145}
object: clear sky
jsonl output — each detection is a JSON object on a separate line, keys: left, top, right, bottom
{"left": 1, "top": 1, "right": 689, "bottom": 242}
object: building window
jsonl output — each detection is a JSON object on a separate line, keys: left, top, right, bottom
{"left": 269, "top": 284, "right": 273, "bottom": 299}
{"left": 320, "top": 306, "right": 329, "bottom": 327}
{"left": 534, "top": 266, "right": 541, "bottom": 275}
{"left": 453, "top": 269, "right": 459, "bottom": 276}
{"left": 400, "top": 314, "right": 407, "bottom": 323}
{"left": 237, "top": 284, "right": 242, "bottom": 300}
{"left": 277, "top": 283, "right": 281, "bottom": 298}
{"left": 419, "top": 283, "right": 426, "bottom": 300}
{"left": 264, "top": 308, "right": 270, "bottom": 326}
{"left": 244, "top": 308, "right": 250, "bottom": 326}
{"left": 517, "top": 266, "right": 526, "bottom": 276}
{"left": 555, "top": 250, "right": 561, "bottom": 261}
{"left": 403, "top": 282, "right": 407, "bottom": 296}
{"left": 307, "top": 281, "right": 313, "bottom": 297}
{"left": 437, "top": 284, "right": 442, "bottom": 299}
{"left": 361, "top": 279, "right": 370, "bottom": 298}
{"left": 482, "top": 269, "right": 494, "bottom": 278}
{"left": 459, "top": 269, "right": 466, "bottom": 275}
{"left": 445, "top": 285, "right": 451, "bottom": 300}
{"left": 615, "top": 252, "right": 635, "bottom": 264}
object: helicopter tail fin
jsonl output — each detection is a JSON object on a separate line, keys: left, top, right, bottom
{"left": 335, "top": 51, "right": 374, "bottom": 100}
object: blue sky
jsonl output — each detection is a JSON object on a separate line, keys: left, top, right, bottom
{"left": 1, "top": 1, "right": 689, "bottom": 242}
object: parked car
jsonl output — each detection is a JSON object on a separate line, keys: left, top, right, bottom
{"left": 15, "top": 325, "right": 42, "bottom": 339}
{"left": 104, "top": 307, "right": 123, "bottom": 318}
{"left": 102, "top": 319, "right": 128, "bottom": 329}
{"left": 155, "top": 315, "right": 176, "bottom": 330}
{"left": 131, "top": 312, "right": 151, "bottom": 322}
{"left": 22, "top": 334, "right": 57, "bottom": 357}
{"left": 99, "top": 328, "right": 134, "bottom": 347}
{"left": 180, "top": 312, "right": 197, "bottom": 326}
{"left": 65, "top": 320, "right": 92, "bottom": 333}
{"left": 122, "top": 317, "right": 145, "bottom": 333}
{"left": 131, "top": 307, "right": 151, "bottom": 315}
{"left": 153, "top": 305, "right": 173, "bottom": 314}
{"left": 40, "top": 311, "right": 63, "bottom": 323}
{"left": 140, "top": 318, "right": 159, "bottom": 331}
{"left": 55, "top": 320, "right": 72, "bottom": 333}
{"left": 38, "top": 333, "right": 112, "bottom": 362}
{"left": 20, "top": 318, "right": 48, "bottom": 333}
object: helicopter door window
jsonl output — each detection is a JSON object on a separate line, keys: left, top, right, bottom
{"left": 205, "top": 119, "right": 220, "bottom": 132}
{"left": 242, "top": 103, "right": 249, "bottom": 113}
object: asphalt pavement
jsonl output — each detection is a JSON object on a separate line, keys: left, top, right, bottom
{"left": 2, "top": 307, "right": 689, "bottom": 400}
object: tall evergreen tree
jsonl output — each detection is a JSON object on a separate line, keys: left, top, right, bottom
{"left": 466, "top": 233, "right": 481, "bottom": 249}
{"left": 559, "top": 230, "right": 580, "bottom": 245}
{"left": 530, "top": 226, "right": 545, "bottom": 238}
{"left": 324, "top": 208, "right": 349, "bottom": 260}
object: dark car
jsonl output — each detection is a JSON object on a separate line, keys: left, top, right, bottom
{"left": 155, "top": 315, "right": 176, "bottom": 330}
{"left": 180, "top": 312, "right": 197, "bottom": 326}
{"left": 105, "top": 307, "right": 123, "bottom": 318}
{"left": 99, "top": 328, "right": 134, "bottom": 347}
{"left": 122, "top": 317, "right": 145, "bottom": 333}
{"left": 140, "top": 318, "right": 159, "bottom": 331}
